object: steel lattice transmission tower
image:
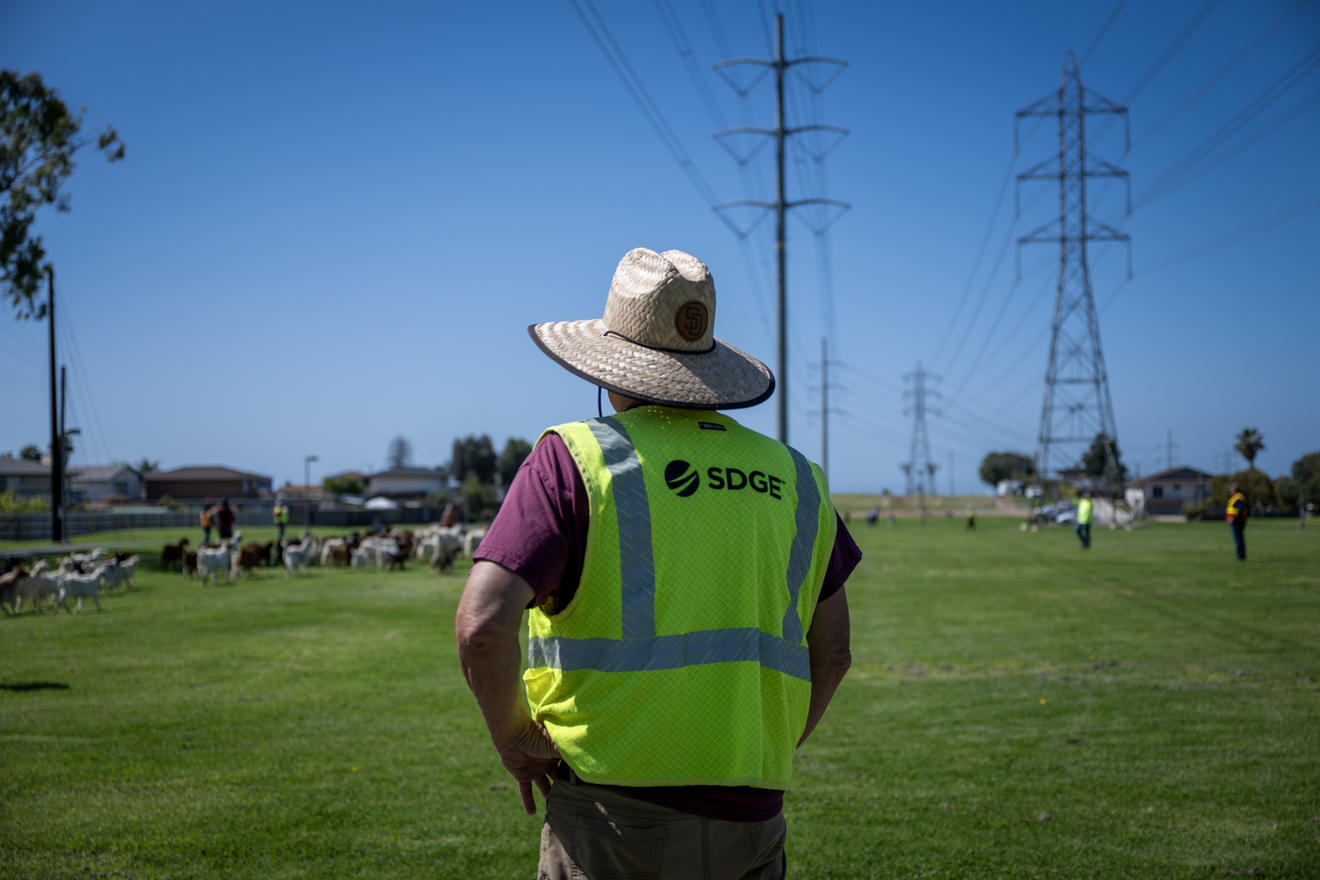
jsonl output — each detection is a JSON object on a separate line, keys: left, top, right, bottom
{"left": 901, "top": 362, "right": 941, "bottom": 500}
{"left": 1016, "top": 52, "right": 1131, "bottom": 496}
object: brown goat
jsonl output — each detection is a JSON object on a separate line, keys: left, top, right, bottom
{"left": 160, "top": 538, "right": 190, "bottom": 571}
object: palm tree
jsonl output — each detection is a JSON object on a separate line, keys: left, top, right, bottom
{"left": 1234, "top": 428, "right": 1265, "bottom": 472}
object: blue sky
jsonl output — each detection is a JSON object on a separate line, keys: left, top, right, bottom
{"left": 2, "top": 0, "right": 1317, "bottom": 493}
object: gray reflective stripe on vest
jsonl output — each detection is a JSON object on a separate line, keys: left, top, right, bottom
{"left": 780, "top": 447, "right": 819, "bottom": 645}
{"left": 529, "top": 627, "right": 811, "bottom": 681}
{"left": 534, "top": 417, "right": 814, "bottom": 682}
{"left": 588, "top": 417, "right": 655, "bottom": 640}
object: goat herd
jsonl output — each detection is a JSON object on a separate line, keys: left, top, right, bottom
{"left": 0, "top": 548, "right": 141, "bottom": 615}
{"left": 1, "top": 524, "right": 485, "bottom": 616}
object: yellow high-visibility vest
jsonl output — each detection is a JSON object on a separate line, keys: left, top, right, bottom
{"left": 1226, "top": 491, "right": 1246, "bottom": 520}
{"left": 1077, "top": 497, "right": 1093, "bottom": 525}
{"left": 524, "top": 407, "right": 836, "bottom": 789}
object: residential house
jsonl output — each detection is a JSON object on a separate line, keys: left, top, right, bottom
{"left": 0, "top": 455, "right": 51, "bottom": 498}
{"left": 1132, "top": 466, "right": 1214, "bottom": 516}
{"left": 144, "top": 466, "right": 273, "bottom": 503}
{"left": 69, "top": 464, "right": 144, "bottom": 505}
{"left": 364, "top": 467, "right": 447, "bottom": 502}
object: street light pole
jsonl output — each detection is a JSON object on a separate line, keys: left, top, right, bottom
{"left": 304, "top": 455, "right": 318, "bottom": 528}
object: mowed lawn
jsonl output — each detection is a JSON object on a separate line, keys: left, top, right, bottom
{"left": 2, "top": 517, "right": 1318, "bottom": 879}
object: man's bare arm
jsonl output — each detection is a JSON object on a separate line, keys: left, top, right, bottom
{"left": 455, "top": 560, "right": 560, "bottom": 814}
{"left": 798, "top": 588, "right": 852, "bottom": 747}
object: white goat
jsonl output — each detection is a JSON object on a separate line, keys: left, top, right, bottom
{"left": 197, "top": 540, "right": 235, "bottom": 585}
{"left": 350, "top": 546, "right": 372, "bottom": 570}
{"left": 283, "top": 539, "right": 312, "bottom": 577}
{"left": 14, "top": 568, "right": 61, "bottom": 614}
{"left": 117, "top": 555, "right": 140, "bottom": 587}
{"left": 463, "top": 529, "right": 486, "bottom": 558}
{"left": 54, "top": 565, "right": 109, "bottom": 613}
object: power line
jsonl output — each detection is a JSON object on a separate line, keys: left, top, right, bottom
{"left": 1132, "top": 0, "right": 1310, "bottom": 147}
{"left": 1079, "top": 0, "right": 1127, "bottom": 68}
{"left": 568, "top": 0, "right": 734, "bottom": 227}
{"left": 1132, "top": 44, "right": 1320, "bottom": 210}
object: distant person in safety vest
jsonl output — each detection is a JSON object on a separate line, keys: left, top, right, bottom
{"left": 1076, "top": 491, "right": 1094, "bottom": 549}
{"left": 455, "top": 247, "right": 860, "bottom": 879}
{"left": 1226, "top": 485, "right": 1248, "bottom": 560}
{"left": 273, "top": 501, "right": 289, "bottom": 543}
{"left": 200, "top": 505, "right": 215, "bottom": 546}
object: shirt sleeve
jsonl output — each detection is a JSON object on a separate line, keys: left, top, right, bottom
{"left": 472, "top": 432, "right": 587, "bottom": 605}
{"left": 819, "top": 512, "right": 862, "bottom": 601}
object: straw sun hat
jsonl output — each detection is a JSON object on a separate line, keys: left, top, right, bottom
{"left": 529, "top": 248, "right": 775, "bottom": 410}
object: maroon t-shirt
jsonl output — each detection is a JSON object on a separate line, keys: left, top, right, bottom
{"left": 475, "top": 430, "right": 862, "bottom": 821}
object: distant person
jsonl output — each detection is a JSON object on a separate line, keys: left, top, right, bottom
{"left": 866, "top": 506, "right": 879, "bottom": 526}
{"left": 966, "top": 507, "right": 976, "bottom": 531}
{"left": 273, "top": 501, "right": 290, "bottom": 543}
{"left": 200, "top": 505, "right": 215, "bottom": 546}
{"left": 1226, "top": 484, "right": 1248, "bottom": 560}
{"left": 216, "top": 499, "right": 236, "bottom": 541}
{"left": 1076, "top": 491, "right": 1093, "bottom": 550}
{"left": 441, "top": 502, "right": 457, "bottom": 528}
{"left": 371, "top": 516, "right": 385, "bottom": 535}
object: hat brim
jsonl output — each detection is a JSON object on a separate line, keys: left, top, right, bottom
{"left": 529, "top": 319, "right": 775, "bottom": 410}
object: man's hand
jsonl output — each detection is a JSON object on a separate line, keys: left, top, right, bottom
{"left": 495, "top": 719, "right": 562, "bottom": 815}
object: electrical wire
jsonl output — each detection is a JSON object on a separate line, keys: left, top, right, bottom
{"left": 1132, "top": 0, "right": 1309, "bottom": 148}
{"left": 1132, "top": 44, "right": 1320, "bottom": 210}
{"left": 1079, "top": 0, "right": 1127, "bottom": 68}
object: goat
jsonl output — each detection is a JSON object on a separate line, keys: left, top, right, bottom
{"left": 53, "top": 565, "right": 109, "bottom": 613}
{"left": 197, "top": 540, "right": 235, "bottom": 585}
{"left": 350, "top": 546, "right": 372, "bottom": 570}
{"left": 13, "top": 567, "right": 61, "bottom": 614}
{"left": 160, "top": 538, "right": 189, "bottom": 571}
{"left": 233, "top": 543, "right": 265, "bottom": 579}
{"left": 463, "top": 529, "right": 487, "bottom": 558}
{"left": 320, "top": 538, "right": 349, "bottom": 568}
{"left": 117, "top": 555, "right": 141, "bottom": 587}
{"left": 0, "top": 566, "right": 25, "bottom": 615}
{"left": 283, "top": 539, "right": 312, "bottom": 577}
{"left": 182, "top": 549, "right": 199, "bottom": 579}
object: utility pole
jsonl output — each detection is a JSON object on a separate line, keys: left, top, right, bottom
{"left": 714, "top": 13, "right": 848, "bottom": 444}
{"left": 820, "top": 337, "right": 830, "bottom": 483}
{"left": 903, "top": 362, "right": 941, "bottom": 522}
{"left": 1166, "top": 428, "right": 1178, "bottom": 471}
{"left": 1017, "top": 52, "right": 1131, "bottom": 499}
{"left": 47, "top": 269, "right": 64, "bottom": 543}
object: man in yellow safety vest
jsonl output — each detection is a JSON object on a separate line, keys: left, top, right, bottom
{"left": 456, "top": 248, "right": 860, "bottom": 879}
{"left": 1076, "top": 490, "right": 1094, "bottom": 549}
{"left": 1226, "top": 484, "right": 1248, "bottom": 560}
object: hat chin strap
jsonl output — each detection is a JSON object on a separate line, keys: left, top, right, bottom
{"left": 597, "top": 385, "right": 603, "bottom": 419}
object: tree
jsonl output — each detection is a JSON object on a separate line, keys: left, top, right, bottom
{"left": 1291, "top": 451, "right": 1320, "bottom": 510}
{"left": 2, "top": 70, "right": 124, "bottom": 319}
{"left": 1210, "top": 470, "right": 1275, "bottom": 513}
{"left": 19, "top": 443, "right": 41, "bottom": 461}
{"left": 459, "top": 473, "right": 494, "bottom": 521}
{"left": 450, "top": 434, "right": 496, "bottom": 485}
{"left": 978, "top": 451, "right": 1034, "bottom": 488}
{"left": 1081, "top": 433, "right": 1128, "bottom": 481}
{"left": 1234, "top": 427, "right": 1265, "bottom": 471}
{"left": 135, "top": 458, "right": 159, "bottom": 474}
{"left": 386, "top": 435, "right": 413, "bottom": 470}
{"left": 497, "top": 437, "right": 533, "bottom": 486}
{"left": 323, "top": 475, "right": 364, "bottom": 496}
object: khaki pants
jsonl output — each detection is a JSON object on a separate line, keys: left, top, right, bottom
{"left": 538, "top": 772, "right": 786, "bottom": 880}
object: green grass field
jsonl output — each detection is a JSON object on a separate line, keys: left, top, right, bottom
{"left": 2, "top": 517, "right": 1318, "bottom": 879}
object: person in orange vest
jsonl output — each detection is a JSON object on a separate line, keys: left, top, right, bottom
{"left": 1226, "top": 484, "right": 1248, "bottom": 560}
{"left": 200, "top": 505, "right": 215, "bottom": 546}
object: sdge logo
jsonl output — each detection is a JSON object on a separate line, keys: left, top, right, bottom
{"left": 664, "top": 459, "right": 784, "bottom": 500}
{"left": 664, "top": 460, "right": 700, "bottom": 497}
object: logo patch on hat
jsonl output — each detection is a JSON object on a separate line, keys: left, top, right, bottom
{"left": 664, "top": 459, "right": 700, "bottom": 497}
{"left": 675, "top": 301, "right": 708, "bottom": 342}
